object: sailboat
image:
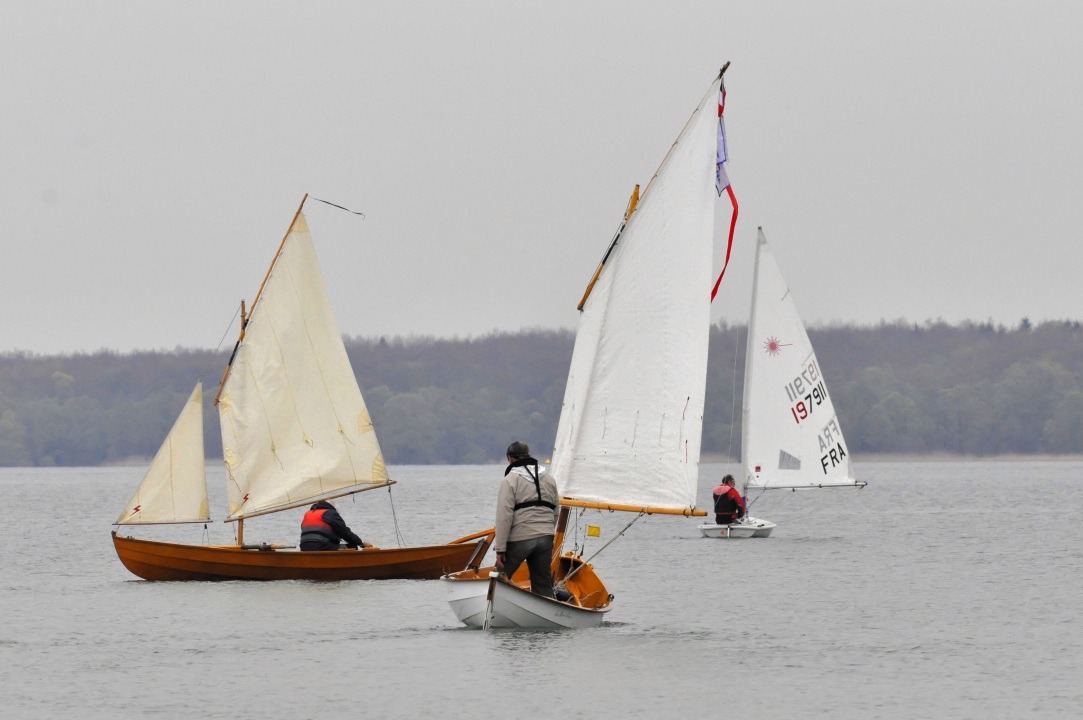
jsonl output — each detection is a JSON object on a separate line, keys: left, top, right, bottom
{"left": 445, "top": 69, "right": 727, "bottom": 628}
{"left": 698, "top": 228, "right": 865, "bottom": 538}
{"left": 112, "top": 197, "right": 494, "bottom": 580}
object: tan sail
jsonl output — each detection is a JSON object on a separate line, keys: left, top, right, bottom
{"left": 218, "top": 210, "right": 388, "bottom": 520}
{"left": 115, "top": 383, "right": 209, "bottom": 525}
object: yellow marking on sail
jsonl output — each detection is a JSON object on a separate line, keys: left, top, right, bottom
{"left": 371, "top": 453, "right": 387, "bottom": 482}
{"left": 586, "top": 525, "right": 601, "bottom": 537}
{"left": 560, "top": 498, "right": 707, "bottom": 517}
{"left": 357, "top": 408, "right": 374, "bottom": 435}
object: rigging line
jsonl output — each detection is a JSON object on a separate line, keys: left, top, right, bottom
{"left": 201, "top": 303, "right": 243, "bottom": 384}
{"left": 727, "top": 325, "right": 742, "bottom": 460}
{"left": 558, "top": 512, "right": 645, "bottom": 588}
{"left": 385, "top": 483, "right": 406, "bottom": 548}
{"left": 745, "top": 485, "right": 768, "bottom": 510}
{"left": 310, "top": 196, "right": 366, "bottom": 217}
{"left": 776, "top": 486, "right": 861, "bottom": 524}
{"left": 574, "top": 507, "right": 585, "bottom": 555}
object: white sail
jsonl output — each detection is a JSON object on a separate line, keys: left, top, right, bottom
{"left": 741, "top": 228, "right": 859, "bottom": 490}
{"left": 116, "top": 382, "right": 209, "bottom": 525}
{"left": 551, "top": 77, "right": 720, "bottom": 512}
{"left": 218, "top": 211, "right": 388, "bottom": 519}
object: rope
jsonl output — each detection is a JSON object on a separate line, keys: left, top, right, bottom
{"left": 310, "top": 196, "right": 365, "bottom": 217}
{"left": 385, "top": 483, "right": 406, "bottom": 547}
{"left": 558, "top": 511, "right": 644, "bottom": 588}
{"left": 747, "top": 486, "right": 859, "bottom": 525}
{"left": 201, "top": 303, "right": 242, "bottom": 383}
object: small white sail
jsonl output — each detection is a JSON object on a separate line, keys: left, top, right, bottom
{"left": 218, "top": 211, "right": 388, "bottom": 519}
{"left": 116, "top": 382, "right": 209, "bottom": 525}
{"left": 551, "top": 77, "right": 720, "bottom": 513}
{"left": 741, "top": 229, "right": 859, "bottom": 490}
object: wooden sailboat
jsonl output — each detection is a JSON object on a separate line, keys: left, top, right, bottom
{"left": 445, "top": 70, "right": 728, "bottom": 628}
{"left": 113, "top": 197, "right": 493, "bottom": 580}
{"left": 698, "top": 228, "right": 865, "bottom": 538}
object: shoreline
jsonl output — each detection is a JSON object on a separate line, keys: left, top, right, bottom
{"left": 80, "top": 452, "right": 1083, "bottom": 468}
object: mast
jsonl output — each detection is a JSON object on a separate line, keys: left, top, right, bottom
{"left": 740, "top": 228, "right": 766, "bottom": 496}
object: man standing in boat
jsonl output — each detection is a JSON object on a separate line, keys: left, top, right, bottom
{"left": 712, "top": 475, "right": 747, "bottom": 525}
{"left": 299, "top": 500, "right": 373, "bottom": 551}
{"left": 494, "top": 441, "right": 558, "bottom": 598}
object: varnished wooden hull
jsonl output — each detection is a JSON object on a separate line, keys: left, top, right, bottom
{"left": 112, "top": 529, "right": 493, "bottom": 581}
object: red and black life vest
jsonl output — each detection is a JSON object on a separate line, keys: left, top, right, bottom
{"left": 712, "top": 484, "right": 746, "bottom": 520}
{"left": 300, "top": 507, "right": 338, "bottom": 544}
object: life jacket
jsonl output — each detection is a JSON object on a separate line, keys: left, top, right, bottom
{"left": 713, "top": 484, "right": 745, "bottom": 518}
{"left": 506, "top": 457, "right": 557, "bottom": 512}
{"left": 300, "top": 507, "right": 338, "bottom": 544}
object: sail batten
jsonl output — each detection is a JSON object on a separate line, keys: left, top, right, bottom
{"left": 552, "top": 77, "right": 720, "bottom": 513}
{"left": 742, "top": 229, "right": 860, "bottom": 491}
{"left": 116, "top": 383, "right": 209, "bottom": 525}
{"left": 218, "top": 211, "right": 388, "bottom": 519}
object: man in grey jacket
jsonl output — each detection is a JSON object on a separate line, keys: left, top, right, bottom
{"left": 494, "top": 441, "right": 558, "bottom": 598}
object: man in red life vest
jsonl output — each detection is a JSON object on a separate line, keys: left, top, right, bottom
{"left": 712, "top": 474, "right": 746, "bottom": 525}
{"left": 299, "top": 500, "right": 373, "bottom": 551}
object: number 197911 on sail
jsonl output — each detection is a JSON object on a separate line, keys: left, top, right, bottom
{"left": 780, "top": 358, "right": 847, "bottom": 473}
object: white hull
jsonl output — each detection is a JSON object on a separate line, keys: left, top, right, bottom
{"left": 445, "top": 574, "right": 610, "bottom": 629}
{"left": 698, "top": 516, "right": 776, "bottom": 538}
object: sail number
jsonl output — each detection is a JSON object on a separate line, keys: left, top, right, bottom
{"left": 789, "top": 380, "right": 828, "bottom": 424}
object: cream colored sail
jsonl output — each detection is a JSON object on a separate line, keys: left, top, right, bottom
{"left": 741, "top": 228, "right": 860, "bottom": 491}
{"left": 116, "top": 382, "right": 210, "bottom": 525}
{"left": 551, "top": 77, "right": 720, "bottom": 514}
{"left": 218, "top": 211, "right": 388, "bottom": 520}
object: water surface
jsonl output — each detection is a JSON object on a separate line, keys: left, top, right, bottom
{"left": 1, "top": 461, "right": 1079, "bottom": 718}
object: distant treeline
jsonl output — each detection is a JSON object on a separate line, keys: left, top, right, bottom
{"left": 1, "top": 319, "right": 1081, "bottom": 467}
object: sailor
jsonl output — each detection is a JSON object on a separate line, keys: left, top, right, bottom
{"left": 712, "top": 474, "right": 747, "bottom": 525}
{"left": 299, "top": 500, "right": 373, "bottom": 551}
{"left": 494, "top": 441, "right": 558, "bottom": 598}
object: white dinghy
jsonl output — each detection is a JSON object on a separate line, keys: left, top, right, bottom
{"left": 699, "top": 229, "right": 865, "bottom": 539}
{"left": 699, "top": 515, "right": 776, "bottom": 538}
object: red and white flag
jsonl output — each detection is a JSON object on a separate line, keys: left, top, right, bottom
{"left": 711, "top": 75, "right": 739, "bottom": 302}
{"left": 716, "top": 80, "right": 730, "bottom": 195}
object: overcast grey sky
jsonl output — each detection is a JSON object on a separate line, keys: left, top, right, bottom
{"left": 2, "top": 1, "right": 1080, "bottom": 354}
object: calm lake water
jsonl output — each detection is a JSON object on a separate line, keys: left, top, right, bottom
{"left": 1, "top": 460, "right": 1080, "bottom": 719}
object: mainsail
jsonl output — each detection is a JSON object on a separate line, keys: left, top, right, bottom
{"left": 218, "top": 210, "right": 388, "bottom": 520}
{"left": 551, "top": 76, "right": 721, "bottom": 514}
{"left": 741, "top": 228, "right": 860, "bottom": 490}
{"left": 116, "top": 382, "right": 210, "bottom": 525}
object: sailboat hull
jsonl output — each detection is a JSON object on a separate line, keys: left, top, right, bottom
{"left": 112, "top": 530, "right": 493, "bottom": 581}
{"left": 444, "top": 554, "right": 612, "bottom": 629}
{"left": 698, "top": 516, "right": 776, "bottom": 538}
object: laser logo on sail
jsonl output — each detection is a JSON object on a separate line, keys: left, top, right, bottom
{"left": 763, "top": 336, "right": 790, "bottom": 356}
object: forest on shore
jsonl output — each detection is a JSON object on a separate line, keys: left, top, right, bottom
{"left": 0, "top": 319, "right": 1081, "bottom": 467}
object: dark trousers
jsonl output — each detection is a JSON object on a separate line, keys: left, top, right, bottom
{"left": 715, "top": 513, "right": 739, "bottom": 525}
{"left": 502, "top": 534, "right": 555, "bottom": 598}
{"left": 300, "top": 540, "right": 341, "bottom": 551}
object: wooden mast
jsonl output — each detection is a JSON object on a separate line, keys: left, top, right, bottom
{"left": 214, "top": 193, "right": 309, "bottom": 406}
